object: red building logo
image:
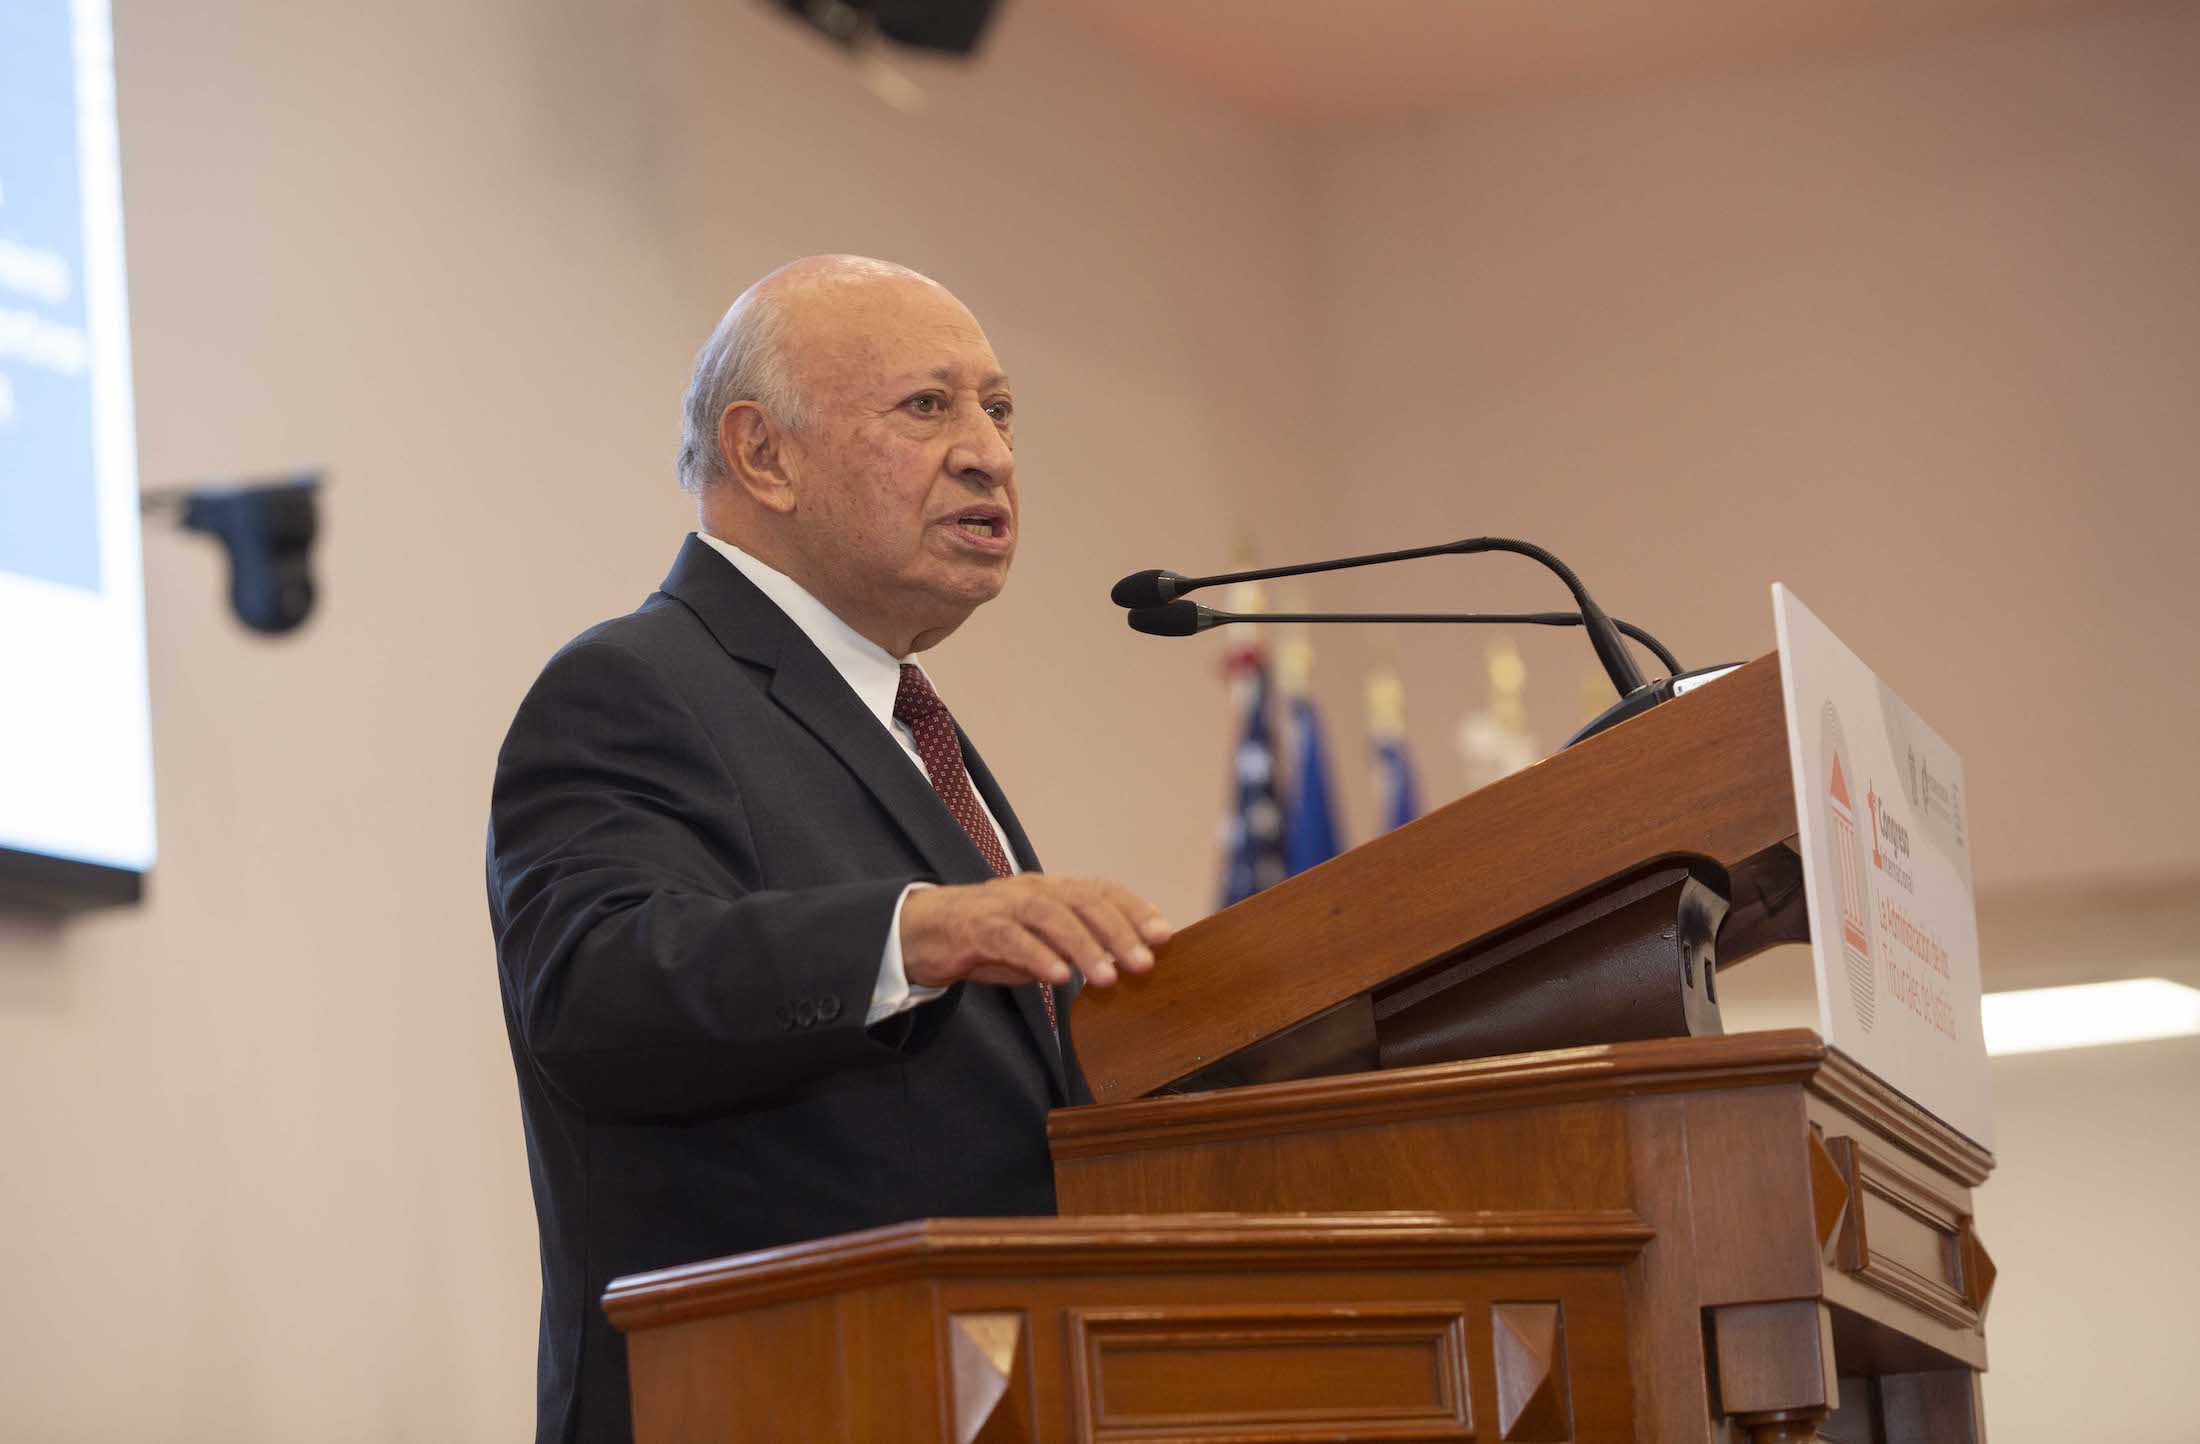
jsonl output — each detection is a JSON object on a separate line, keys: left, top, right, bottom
{"left": 1820, "top": 703, "right": 1875, "bottom": 1031}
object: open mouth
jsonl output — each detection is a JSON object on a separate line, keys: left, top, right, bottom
{"left": 949, "top": 507, "right": 1012, "bottom": 544}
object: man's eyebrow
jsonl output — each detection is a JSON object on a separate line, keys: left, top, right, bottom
{"left": 918, "top": 365, "right": 1012, "bottom": 391}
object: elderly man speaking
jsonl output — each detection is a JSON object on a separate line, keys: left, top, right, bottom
{"left": 487, "top": 256, "right": 1172, "bottom": 1444}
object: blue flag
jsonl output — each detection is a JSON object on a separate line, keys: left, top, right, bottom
{"left": 1218, "top": 651, "right": 1286, "bottom": 908}
{"left": 1282, "top": 695, "right": 1342, "bottom": 875}
{"left": 1366, "top": 667, "right": 1422, "bottom": 833}
{"left": 1375, "top": 736, "right": 1422, "bottom": 832}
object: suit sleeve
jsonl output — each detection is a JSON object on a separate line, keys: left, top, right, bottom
{"left": 487, "top": 637, "right": 941, "bottom": 1122}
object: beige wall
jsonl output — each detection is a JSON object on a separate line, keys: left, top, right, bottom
{"left": 3, "top": 1, "right": 2194, "bottom": 1439}
{"left": 0, "top": 1, "right": 1326, "bottom": 1437}
{"left": 1296, "top": 3, "right": 2200, "bottom": 890}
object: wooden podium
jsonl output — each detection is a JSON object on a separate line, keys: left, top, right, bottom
{"left": 606, "top": 656, "right": 1997, "bottom": 1442}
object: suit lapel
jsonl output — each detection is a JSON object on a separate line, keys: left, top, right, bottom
{"left": 766, "top": 649, "right": 1002, "bottom": 885}
{"left": 657, "top": 535, "right": 995, "bottom": 887}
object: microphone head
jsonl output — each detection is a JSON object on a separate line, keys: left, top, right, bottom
{"left": 1127, "top": 600, "right": 1206, "bottom": 637}
{"left": 1110, "top": 568, "right": 1185, "bottom": 608}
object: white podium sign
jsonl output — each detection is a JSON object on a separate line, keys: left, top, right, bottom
{"left": 1774, "top": 585, "right": 1993, "bottom": 1146}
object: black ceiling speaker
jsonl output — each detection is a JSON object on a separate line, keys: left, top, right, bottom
{"left": 874, "top": 0, "right": 1001, "bottom": 53}
{"left": 770, "top": 0, "right": 1005, "bottom": 56}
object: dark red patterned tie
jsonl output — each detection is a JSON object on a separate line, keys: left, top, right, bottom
{"left": 894, "top": 664, "right": 1057, "bottom": 1035}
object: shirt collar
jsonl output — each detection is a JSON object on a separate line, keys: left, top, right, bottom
{"left": 693, "top": 530, "right": 916, "bottom": 733}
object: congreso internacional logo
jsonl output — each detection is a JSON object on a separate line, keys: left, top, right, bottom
{"left": 1820, "top": 701, "right": 1876, "bottom": 1031}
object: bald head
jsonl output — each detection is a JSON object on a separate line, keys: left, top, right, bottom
{"left": 678, "top": 255, "right": 952, "bottom": 493}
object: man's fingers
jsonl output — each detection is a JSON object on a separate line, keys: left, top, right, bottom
{"left": 924, "top": 877, "right": 1168, "bottom": 993}
{"left": 991, "top": 919, "right": 1077, "bottom": 988}
{"left": 1018, "top": 895, "right": 1117, "bottom": 986}
{"left": 1096, "top": 879, "right": 1172, "bottom": 951}
{"left": 1066, "top": 890, "right": 1154, "bottom": 974}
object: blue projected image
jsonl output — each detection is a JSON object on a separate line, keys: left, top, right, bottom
{"left": 0, "top": 0, "right": 156, "bottom": 904}
{"left": 1, "top": 0, "right": 103, "bottom": 593}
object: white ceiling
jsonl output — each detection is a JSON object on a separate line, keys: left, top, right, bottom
{"left": 1056, "top": 0, "right": 2173, "bottom": 124}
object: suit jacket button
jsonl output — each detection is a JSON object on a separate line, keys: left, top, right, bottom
{"left": 795, "top": 999, "right": 818, "bottom": 1028}
{"left": 775, "top": 1004, "right": 794, "bottom": 1031}
{"left": 818, "top": 995, "right": 842, "bottom": 1023}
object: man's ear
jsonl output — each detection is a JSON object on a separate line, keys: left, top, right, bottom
{"left": 720, "top": 401, "right": 798, "bottom": 514}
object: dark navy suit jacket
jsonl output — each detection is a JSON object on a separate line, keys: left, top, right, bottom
{"left": 486, "top": 535, "right": 1087, "bottom": 1444}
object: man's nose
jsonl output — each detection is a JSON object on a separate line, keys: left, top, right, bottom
{"left": 945, "top": 399, "right": 1014, "bottom": 490}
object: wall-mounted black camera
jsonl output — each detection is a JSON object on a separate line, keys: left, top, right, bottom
{"left": 142, "top": 472, "right": 323, "bottom": 635}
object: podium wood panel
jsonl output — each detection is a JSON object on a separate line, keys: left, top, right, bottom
{"left": 1050, "top": 1030, "right": 1994, "bottom": 1442}
{"left": 1069, "top": 653, "right": 1798, "bottom": 1103}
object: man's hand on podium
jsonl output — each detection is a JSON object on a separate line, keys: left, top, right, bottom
{"left": 901, "top": 876, "right": 1173, "bottom": 991}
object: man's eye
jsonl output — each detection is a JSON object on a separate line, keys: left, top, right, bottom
{"left": 986, "top": 400, "right": 1014, "bottom": 423}
{"left": 906, "top": 394, "right": 943, "bottom": 415}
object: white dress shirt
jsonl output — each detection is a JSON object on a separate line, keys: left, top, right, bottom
{"left": 694, "top": 531, "right": 1018, "bottom": 1024}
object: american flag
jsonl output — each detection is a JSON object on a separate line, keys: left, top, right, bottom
{"left": 1217, "top": 640, "right": 1287, "bottom": 908}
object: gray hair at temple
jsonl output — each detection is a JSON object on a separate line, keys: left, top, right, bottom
{"left": 676, "top": 286, "right": 811, "bottom": 493}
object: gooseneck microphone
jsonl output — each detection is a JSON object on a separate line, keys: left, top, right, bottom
{"left": 1110, "top": 537, "right": 1648, "bottom": 700}
{"left": 1127, "top": 599, "right": 1683, "bottom": 676}
{"left": 1114, "top": 536, "right": 1737, "bottom": 746}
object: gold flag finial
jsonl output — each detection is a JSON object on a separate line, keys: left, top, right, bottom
{"left": 1366, "top": 666, "right": 1407, "bottom": 738}
{"left": 1458, "top": 639, "right": 1539, "bottom": 790}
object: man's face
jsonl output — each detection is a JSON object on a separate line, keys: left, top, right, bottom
{"left": 780, "top": 277, "right": 1017, "bottom": 654}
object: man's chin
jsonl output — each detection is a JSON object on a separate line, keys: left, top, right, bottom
{"left": 899, "top": 567, "right": 1008, "bottom": 648}
{"left": 940, "top": 555, "right": 1013, "bottom": 603}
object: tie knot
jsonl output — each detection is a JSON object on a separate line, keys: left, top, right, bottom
{"left": 893, "top": 663, "right": 949, "bottom": 727}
